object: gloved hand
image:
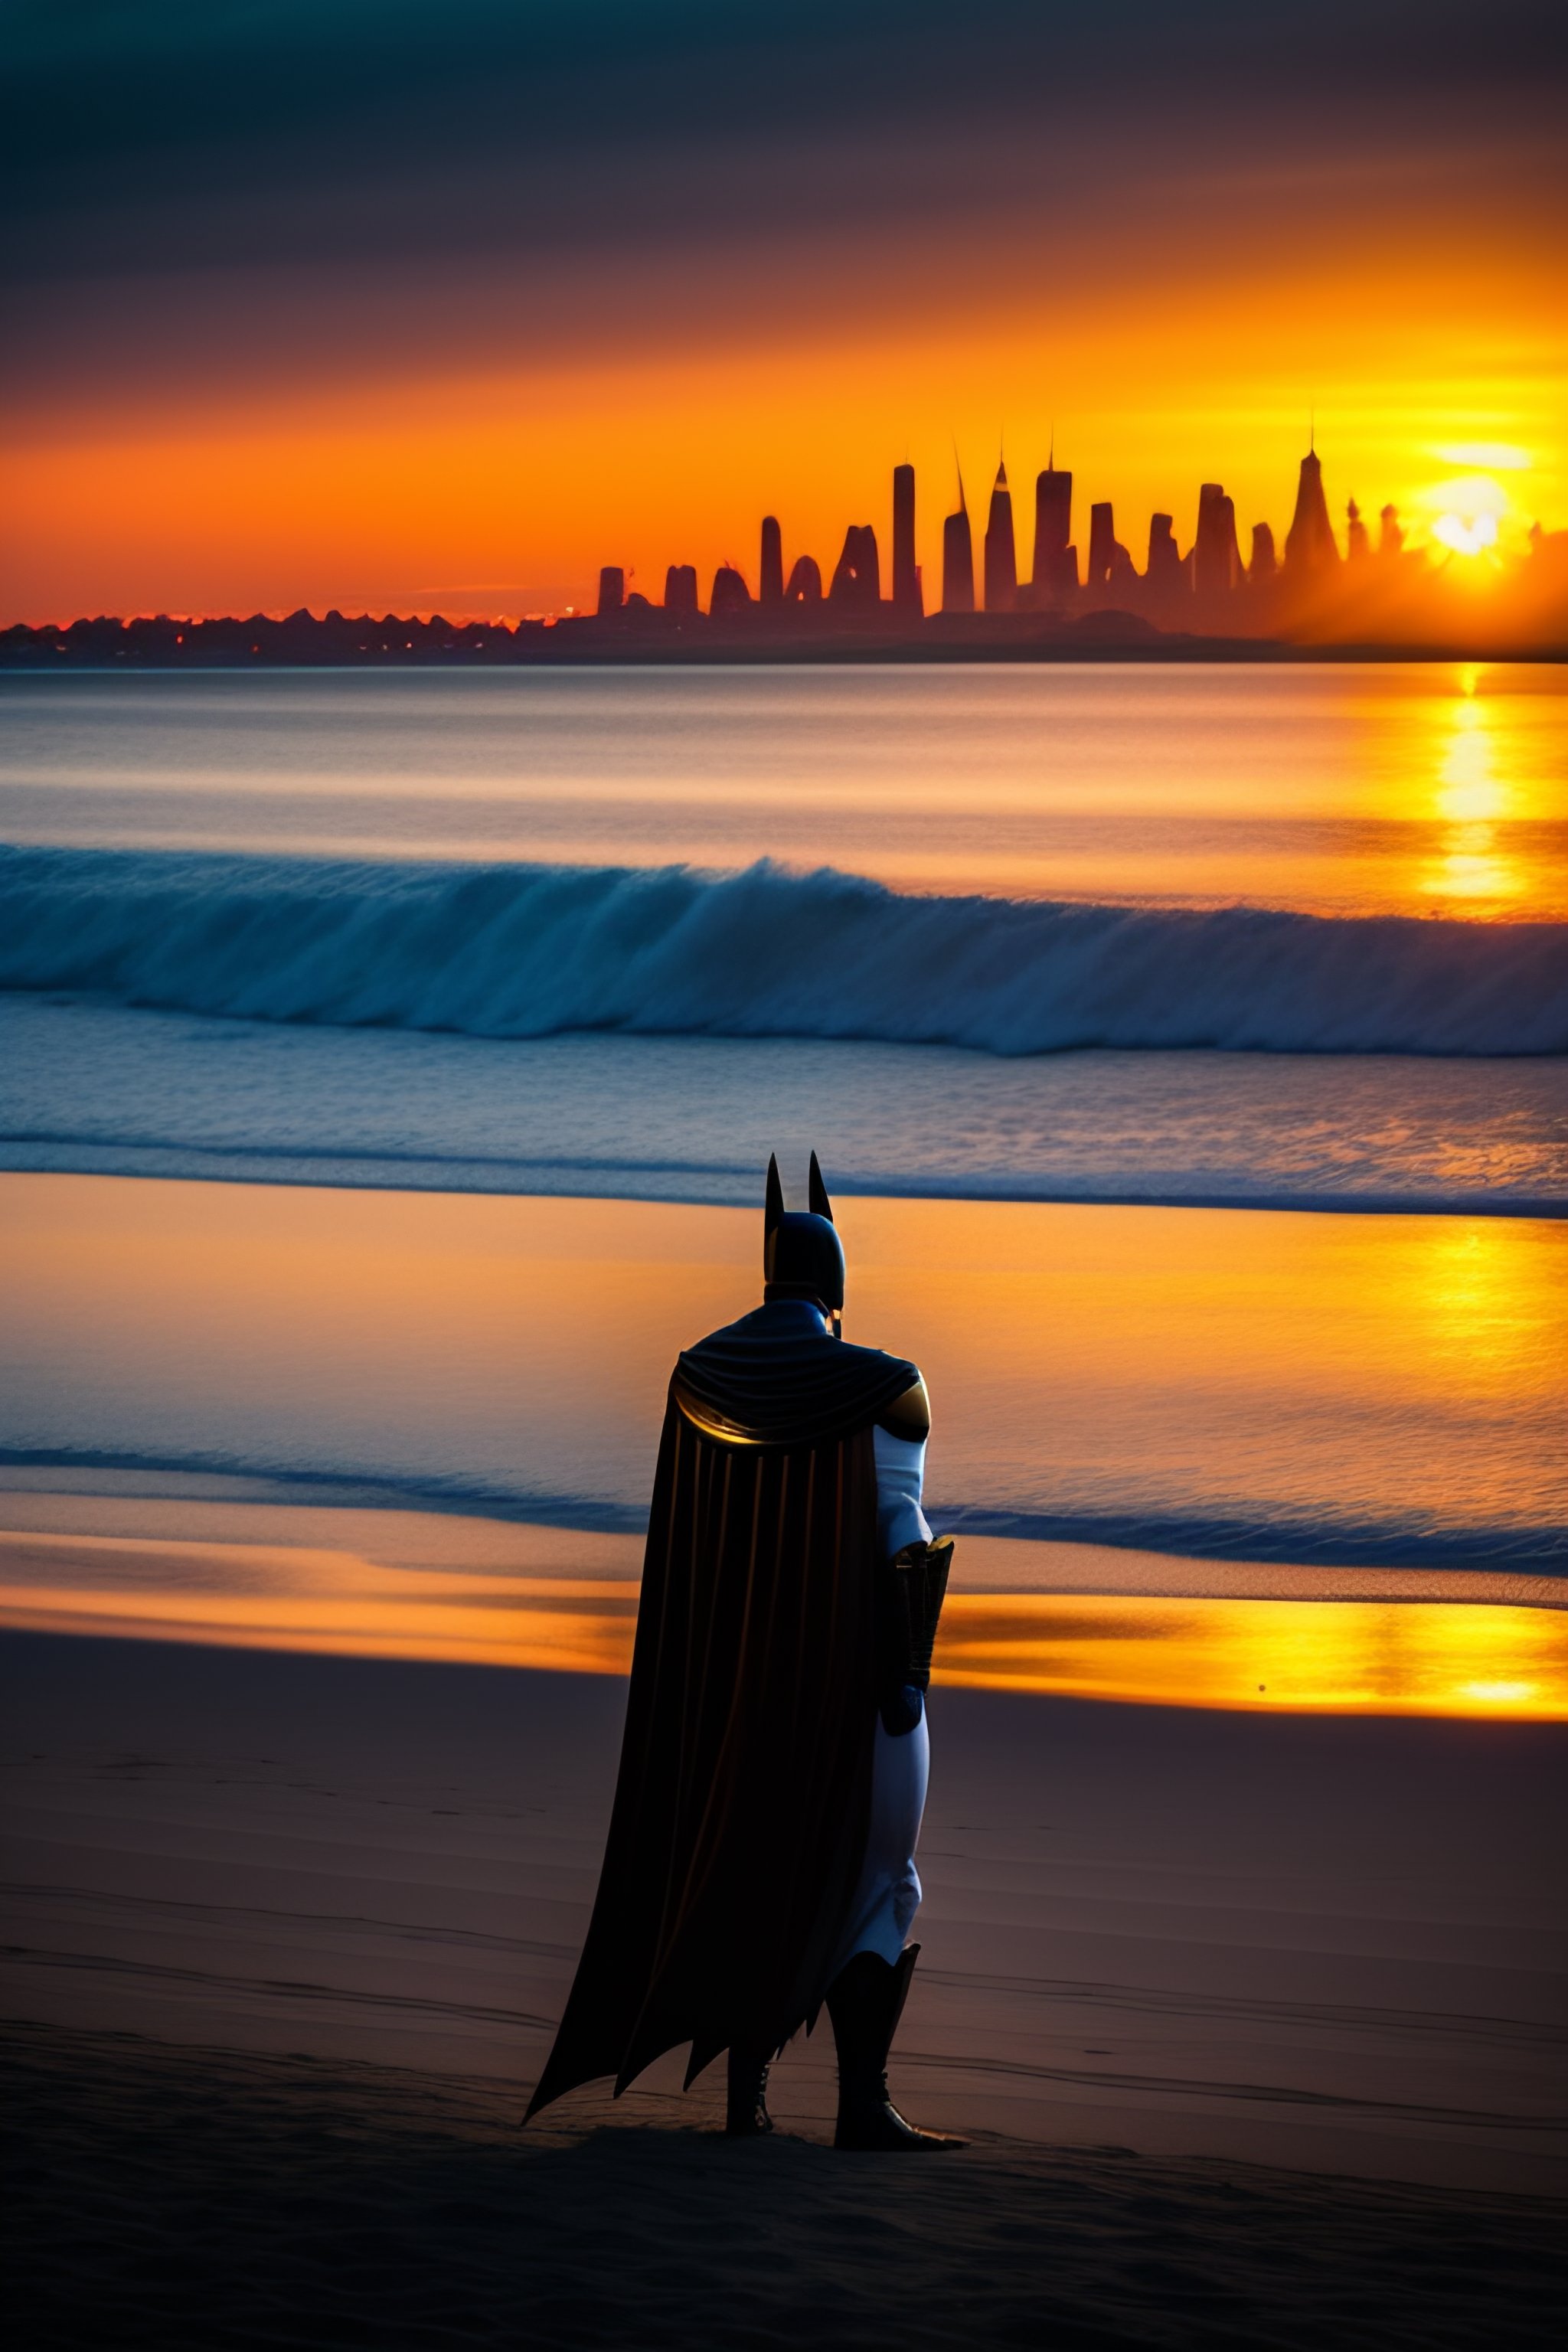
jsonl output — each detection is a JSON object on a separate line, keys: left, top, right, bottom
{"left": 876, "top": 1536, "right": 955, "bottom": 1736}
{"left": 880, "top": 1683, "right": 925, "bottom": 1737}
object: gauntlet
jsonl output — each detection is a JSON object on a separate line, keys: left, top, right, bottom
{"left": 877, "top": 1535, "right": 955, "bottom": 1735}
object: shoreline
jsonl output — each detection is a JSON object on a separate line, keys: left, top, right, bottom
{"left": 8, "top": 1136, "right": 1568, "bottom": 1225}
{"left": 2, "top": 1501, "right": 1567, "bottom": 1713}
{"left": 5, "top": 1176, "right": 1563, "bottom": 1586}
{"left": 5, "top": 642, "right": 1567, "bottom": 671}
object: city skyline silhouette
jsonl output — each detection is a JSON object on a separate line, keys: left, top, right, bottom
{"left": 6, "top": 6, "right": 1561, "bottom": 627}
{"left": 557, "top": 433, "right": 1562, "bottom": 656}
{"left": 8, "top": 430, "right": 1565, "bottom": 665}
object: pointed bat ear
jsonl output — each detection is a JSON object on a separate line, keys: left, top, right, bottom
{"left": 765, "top": 1154, "right": 784, "bottom": 1236}
{"left": 808, "top": 1150, "right": 833, "bottom": 1223}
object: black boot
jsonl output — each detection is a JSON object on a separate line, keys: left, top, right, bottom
{"left": 825, "top": 1945, "right": 966, "bottom": 2151}
{"left": 725, "top": 2046, "right": 773, "bottom": 2137}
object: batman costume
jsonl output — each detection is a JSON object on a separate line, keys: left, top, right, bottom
{"left": 526, "top": 1154, "right": 963, "bottom": 2151}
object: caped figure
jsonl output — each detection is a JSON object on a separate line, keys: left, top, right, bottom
{"left": 527, "top": 1154, "right": 963, "bottom": 2150}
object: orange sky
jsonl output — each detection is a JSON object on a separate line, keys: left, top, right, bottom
{"left": 8, "top": 244, "right": 1563, "bottom": 623}
{"left": 5, "top": 6, "right": 1565, "bottom": 622}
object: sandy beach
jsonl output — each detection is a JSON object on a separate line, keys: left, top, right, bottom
{"left": 3, "top": 659, "right": 1566, "bottom": 2343}
{"left": 9, "top": 2020, "right": 1566, "bottom": 2352}
{"left": 5, "top": 1625, "right": 1565, "bottom": 2346}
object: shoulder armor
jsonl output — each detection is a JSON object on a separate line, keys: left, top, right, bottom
{"left": 877, "top": 1372, "right": 929, "bottom": 1441}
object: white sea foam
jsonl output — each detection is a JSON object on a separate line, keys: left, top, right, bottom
{"left": 2, "top": 847, "right": 1564, "bottom": 1055}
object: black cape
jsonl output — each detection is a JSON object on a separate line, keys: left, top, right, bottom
{"left": 526, "top": 1299, "right": 920, "bottom": 2116}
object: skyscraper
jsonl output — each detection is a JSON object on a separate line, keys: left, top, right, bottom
{"left": 983, "top": 458, "right": 1017, "bottom": 612}
{"left": 1346, "top": 498, "right": 1370, "bottom": 562}
{"left": 1250, "top": 523, "right": 1279, "bottom": 583}
{"left": 1284, "top": 440, "right": 1338, "bottom": 574}
{"left": 709, "top": 564, "right": 751, "bottom": 619}
{"left": 942, "top": 470, "right": 975, "bottom": 614}
{"left": 1193, "top": 483, "right": 1242, "bottom": 597}
{"left": 760, "top": 515, "right": 784, "bottom": 606}
{"left": 664, "top": 564, "right": 698, "bottom": 618}
{"left": 1145, "top": 513, "right": 1184, "bottom": 593}
{"left": 1033, "top": 459, "right": 1073, "bottom": 601}
{"left": 1086, "top": 501, "right": 1116, "bottom": 588}
{"left": 892, "top": 463, "right": 920, "bottom": 616}
{"left": 1086, "top": 502, "right": 1136, "bottom": 595}
{"left": 783, "top": 555, "right": 822, "bottom": 604}
{"left": 597, "top": 565, "right": 625, "bottom": 616}
{"left": 830, "top": 524, "right": 880, "bottom": 607}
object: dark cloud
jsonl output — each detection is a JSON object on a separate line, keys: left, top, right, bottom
{"left": 6, "top": 2, "right": 1563, "bottom": 276}
{"left": 3, "top": 2, "right": 1563, "bottom": 416}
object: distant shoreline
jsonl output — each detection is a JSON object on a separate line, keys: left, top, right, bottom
{"left": 8, "top": 645, "right": 1566, "bottom": 669}
{"left": 5, "top": 613, "right": 1565, "bottom": 669}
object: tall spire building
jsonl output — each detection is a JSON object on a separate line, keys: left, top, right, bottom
{"left": 983, "top": 458, "right": 1017, "bottom": 612}
{"left": 942, "top": 469, "right": 975, "bottom": 614}
{"left": 1284, "top": 439, "right": 1338, "bottom": 575}
{"left": 1032, "top": 458, "right": 1073, "bottom": 602}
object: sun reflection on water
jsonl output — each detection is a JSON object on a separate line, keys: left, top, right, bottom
{"left": 1420, "top": 674, "right": 1526, "bottom": 910}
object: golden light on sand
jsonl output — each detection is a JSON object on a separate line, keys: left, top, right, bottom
{"left": 0, "top": 1528, "right": 643, "bottom": 1677}
{"left": 2, "top": 1520, "right": 1565, "bottom": 1720}
{"left": 931, "top": 1593, "right": 1568, "bottom": 1717}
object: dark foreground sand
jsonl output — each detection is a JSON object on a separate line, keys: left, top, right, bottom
{"left": 7, "top": 2018, "right": 1566, "bottom": 2352}
{"left": 4, "top": 1630, "right": 1566, "bottom": 2347}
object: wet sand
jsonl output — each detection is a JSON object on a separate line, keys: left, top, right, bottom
{"left": 5, "top": 1500, "right": 1565, "bottom": 1707}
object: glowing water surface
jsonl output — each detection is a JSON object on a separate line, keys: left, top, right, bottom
{"left": 3, "top": 662, "right": 1565, "bottom": 916}
{"left": 2, "top": 1175, "right": 1563, "bottom": 1714}
{"left": 3, "top": 1177, "right": 1561, "bottom": 1566}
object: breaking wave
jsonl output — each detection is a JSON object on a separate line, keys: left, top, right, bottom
{"left": 2, "top": 846, "right": 1563, "bottom": 1057}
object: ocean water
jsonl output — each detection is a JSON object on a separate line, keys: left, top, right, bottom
{"left": 2, "top": 998, "right": 1565, "bottom": 1214}
{"left": 2, "top": 664, "right": 1566, "bottom": 1213}
{"left": 3, "top": 1181, "right": 1563, "bottom": 1574}
{"left": 4, "top": 665, "right": 1566, "bottom": 916}
{"left": 1, "top": 664, "right": 1563, "bottom": 1628}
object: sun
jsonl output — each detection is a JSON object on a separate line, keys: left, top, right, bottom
{"left": 1415, "top": 462, "right": 1518, "bottom": 560}
{"left": 1432, "top": 512, "right": 1499, "bottom": 558}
